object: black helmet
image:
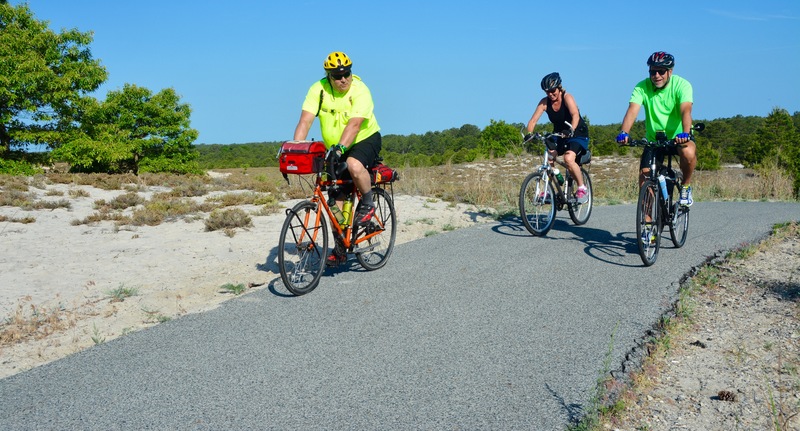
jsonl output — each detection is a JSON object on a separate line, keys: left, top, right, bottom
{"left": 647, "top": 51, "right": 675, "bottom": 69}
{"left": 540, "top": 72, "right": 561, "bottom": 92}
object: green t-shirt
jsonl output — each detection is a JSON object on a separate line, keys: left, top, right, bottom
{"left": 301, "top": 74, "right": 381, "bottom": 148}
{"left": 629, "top": 74, "right": 693, "bottom": 140}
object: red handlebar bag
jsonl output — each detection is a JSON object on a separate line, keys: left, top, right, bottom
{"left": 278, "top": 141, "right": 326, "bottom": 175}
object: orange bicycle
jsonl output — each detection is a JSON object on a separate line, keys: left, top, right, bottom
{"left": 277, "top": 141, "right": 397, "bottom": 295}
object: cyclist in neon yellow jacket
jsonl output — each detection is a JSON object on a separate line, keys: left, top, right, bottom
{"left": 616, "top": 51, "right": 696, "bottom": 206}
{"left": 293, "top": 51, "right": 381, "bottom": 222}
{"left": 293, "top": 51, "right": 381, "bottom": 265}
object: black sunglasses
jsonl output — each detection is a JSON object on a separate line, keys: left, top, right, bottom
{"left": 330, "top": 71, "right": 351, "bottom": 80}
{"left": 649, "top": 69, "right": 669, "bottom": 77}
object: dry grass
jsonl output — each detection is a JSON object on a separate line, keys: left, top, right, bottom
{"left": 392, "top": 152, "right": 796, "bottom": 213}
{"left": 3, "top": 155, "right": 796, "bottom": 231}
{"left": 0, "top": 298, "right": 77, "bottom": 344}
{"left": 204, "top": 208, "right": 253, "bottom": 236}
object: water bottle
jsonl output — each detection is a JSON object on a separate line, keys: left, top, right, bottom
{"left": 553, "top": 168, "right": 565, "bottom": 186}
{"left": 328, "top": 195, "right": 346, "bottom": 225}
{"left": 341, "top": 199, "right": 353, "bottom": 226}
{"left": 658, "top": 175, "right": 669, "bottom": 201}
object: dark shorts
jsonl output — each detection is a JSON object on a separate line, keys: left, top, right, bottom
{"left": 556, "top": 136, "right": 589, "bottom": 156}
{"left": 343, "top": 132, "right": 382, "bottom": 170}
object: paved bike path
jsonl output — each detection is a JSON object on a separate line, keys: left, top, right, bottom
{"left": 1, "top": 202, "right": 798, "bottom": 430}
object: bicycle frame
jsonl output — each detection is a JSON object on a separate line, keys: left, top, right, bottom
{"left": 518, "top": 131, "right": 593, "bottom": 236}
{"left": 529, "top": 133, "right": 578, "bottom": 208}
{"left": 279, "top": 151, "right": 398, "bottom": 295}
{"left": 632, "top": 138, "right": 683, "bottom": 226}
{"left": 295, "top": 173, "right": 387, "bottom": 254}
{"left": 625, "top": 123, "right": 704, "bottom": 265}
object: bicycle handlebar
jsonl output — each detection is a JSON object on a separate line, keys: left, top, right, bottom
{"left": 622, "top": 138, "right": 686, "bottom": 148}
{"left": 619, "top": 123, "right": 705, "bottom": 148}
{"left": 523, "top": 131, "right": 567, "bottom": 144}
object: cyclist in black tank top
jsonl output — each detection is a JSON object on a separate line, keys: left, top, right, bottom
{"left": 524, "top": 72, "right": 590, "bottom": 203}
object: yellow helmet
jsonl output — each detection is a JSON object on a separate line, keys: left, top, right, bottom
{"left": 323, "top": 51, "right": 352, "bottom": 73}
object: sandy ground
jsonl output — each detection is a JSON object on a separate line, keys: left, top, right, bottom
{"left": 0, "top": 181, "right": 494, "bottom": 379}
{"left": 609, "top": 230, "right": 800, "bottom": 430}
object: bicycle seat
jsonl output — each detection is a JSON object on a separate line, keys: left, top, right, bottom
{"left": 577, "top": 149, "right": 591, "bottom": 165}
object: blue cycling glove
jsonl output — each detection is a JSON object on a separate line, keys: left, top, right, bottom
{"left": 616, "top": 132, "right": 629, "bottom": 143}
{"left": 676, "top": 132, "right": 691, "bottom": 140}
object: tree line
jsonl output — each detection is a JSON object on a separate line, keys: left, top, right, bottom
{"left": 194, "top": 109, "right": 800, "bottom": 195}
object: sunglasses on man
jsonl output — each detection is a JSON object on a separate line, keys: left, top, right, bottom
{"left": 330, "top": 71, "right": 352, "bottom": 81}
{"left": 649, "top": 69, "right": 669, "bottom": 77}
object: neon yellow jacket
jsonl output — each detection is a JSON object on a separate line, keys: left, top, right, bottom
{"left": 301, "top": 75, "right": 380, "bottom": 148}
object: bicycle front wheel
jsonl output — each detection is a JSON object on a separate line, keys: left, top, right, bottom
{"left": 519, "top": 172, "right": 556, "bottom": 236}
{"left": 356, "top": 187, "right": 396, "bottom": 270}
{"left": 636, "top": 181, "right": 660, "bottom": 266}
{"left": 568, "top": 167, "right": 593, "bottom": 225}
{"left": 278, "top": 200, "right": 328, "bottom": 295}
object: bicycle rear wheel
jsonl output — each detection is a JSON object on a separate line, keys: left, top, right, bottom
{"left": 636, "top": 181, "right": 660, "bottom": 266}
{"left": 519, "top": 172, "right": 556, "bottom": 236}
{"left": 669, "top": 203, "right": 689, "bottom": 248}
{"left": 356, "top": 187, "right": 396, "bottom": 270}
{"left": 278, "top": 200, "right": 328, "bottom": 295}
{"left": 568, "top": 167, "right": 593, "bottom": 225}
{"left": 668, "top": 173, "right": 689, "bottom": 248}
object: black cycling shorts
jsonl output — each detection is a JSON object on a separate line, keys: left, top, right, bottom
{"left": 556, "top": 136, "right": 588, "bottom": 156}
{"left": 343, "top": 131, "right": 382, "bottom": 170}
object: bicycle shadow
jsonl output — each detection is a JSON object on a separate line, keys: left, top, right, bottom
{"left": 495, "top": 215, "right": 644, "bottom": 267}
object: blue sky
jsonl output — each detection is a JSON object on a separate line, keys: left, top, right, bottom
{"left": 15, "top": 0, "right": 800, "bottom": 145}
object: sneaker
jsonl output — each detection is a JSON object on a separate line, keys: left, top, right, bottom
{"left": 355, "top": 203, "right": 375, "bottom": 224}
{"left": 575, "top": 186, "right": 589, "bottom": 204}
{"left": 679, "top": 185, "right": 693, "bottom": 207}
{"left": 641, "top": 224, "right": 656, "bottom": 246}
{"left": 326, "top": 250, "right": 346, "bottom": 267}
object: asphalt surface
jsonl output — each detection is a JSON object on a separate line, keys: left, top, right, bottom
{"left": 1, "top": 201, "right": 798, "bottom": 430}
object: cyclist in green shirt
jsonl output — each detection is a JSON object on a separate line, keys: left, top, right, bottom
{"left": 616, "top": 51, "right": 696, "bottom": 206}
{"left": 293, "top": 51, "right": 382, "bottom": 265}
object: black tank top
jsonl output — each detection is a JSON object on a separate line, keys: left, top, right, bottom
{"left": 546, "top": 95, "right": 589, "bottom": 138}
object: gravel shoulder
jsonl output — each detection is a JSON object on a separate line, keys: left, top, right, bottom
{"left": 607, "top": 223, "right": 800, "bottom": 430}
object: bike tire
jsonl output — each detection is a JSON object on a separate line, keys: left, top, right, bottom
{"left": 278, "top": 200, "right": 328, "bottom": 295}
{"left": 568, "top": 167, "right": 593, "bottom": 225}
{"left": 519, "top": 172, "right": 556, "bottom": 236}
{"left": 636, "top": 181, "right": 660, "bottom": 266}
{"left": 356, "top": 187, "right": 396, "bottom": 271}
{"left": 669, "top": 203, "right": 689, "bottom": 248}
{"left": 668, "top": 172, "right": 689, "bottom": 248}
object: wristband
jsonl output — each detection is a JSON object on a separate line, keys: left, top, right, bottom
{"left": 334, "top": 143, "right": 347, "bottom": 153}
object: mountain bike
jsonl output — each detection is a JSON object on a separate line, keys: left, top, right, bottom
{"left": 623, "top": 123, "right": 704, "bottom": 266}
{"left": 278, "top": 151, "right": 397, "bottom": 296}
{"left": 519, "top": 131, "right": 593, "bottom": 236}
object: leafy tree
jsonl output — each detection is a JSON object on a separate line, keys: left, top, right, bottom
{"left": 479, "top": 119, "right": 519, "bottom": 158}
{"left": 52, "top": 84, "right": 200, "bottom": 174}
{"left": 0, "top": 3, "right": 107, "bottom": 154}
{"left": 694, "top": 136, "right": 720, "bottom": 171}
{"left": 757, "top": 108, "right": 800, "bottom": 195}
